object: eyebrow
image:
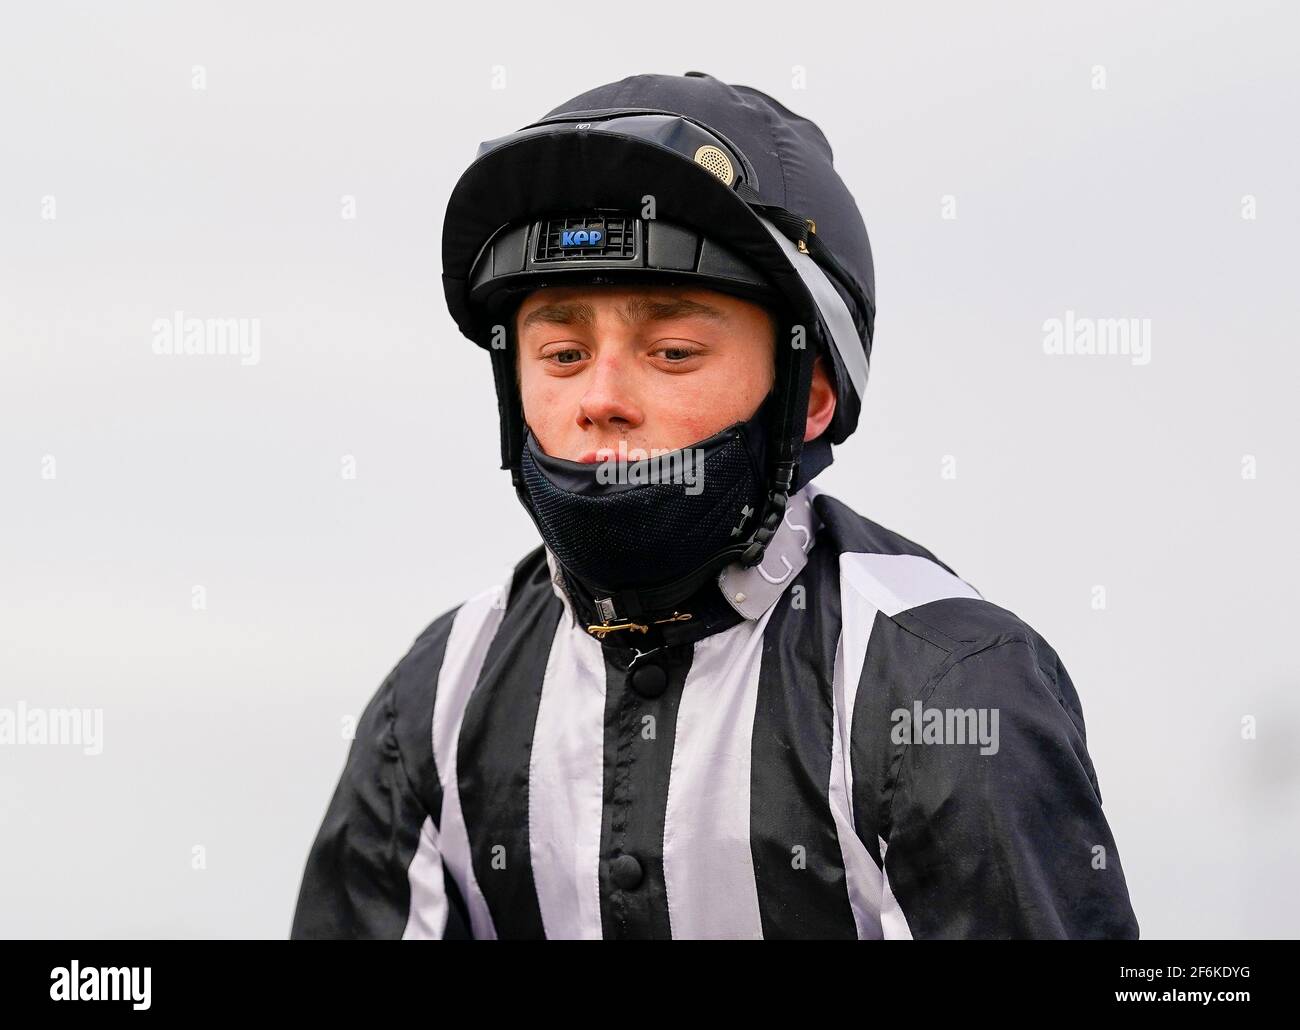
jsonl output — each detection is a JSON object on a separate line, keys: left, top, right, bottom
{"left": 520, "top": 295, "right": 729, "bottom": 332}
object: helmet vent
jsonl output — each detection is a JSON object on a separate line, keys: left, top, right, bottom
{"left": 534, "top": 215, "right": 637, "bottom": 261}
{"left": 693, "top": 145, "right": 735, "bottom": 186}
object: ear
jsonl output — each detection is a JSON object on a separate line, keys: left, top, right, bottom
{"left": 804, "top": 353, "right": 837, "bottom": 442}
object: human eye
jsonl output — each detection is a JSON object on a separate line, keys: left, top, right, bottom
{"left": 649, "top": 341, "right": 704, "bottom": 365}
{"left": 539, "top": 344, "right": 588, "bottom": 368}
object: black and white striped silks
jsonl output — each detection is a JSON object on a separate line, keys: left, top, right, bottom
{"left": 291, "top": 483, "right": 1139, "bottom": 940}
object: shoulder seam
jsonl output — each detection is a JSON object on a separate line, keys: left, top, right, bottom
{"left": 881, "top": 635, "right": 1069, "bottom": 842}
{"left": 385, "top": 648, "right": 437, "bottom": 824}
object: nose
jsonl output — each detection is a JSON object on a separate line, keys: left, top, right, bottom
{"left": 576, "top": 350, "right": 644, "bottom": 436}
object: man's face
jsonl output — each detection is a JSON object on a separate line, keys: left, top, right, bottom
{"left": 514, "top": 284, "right": 778, "bottom": 463}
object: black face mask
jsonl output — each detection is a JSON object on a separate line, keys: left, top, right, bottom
{"left": 517, "top": 400, "right": 774, "bottom": 598}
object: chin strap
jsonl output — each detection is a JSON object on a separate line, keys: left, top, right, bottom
{"left": 736, "top": 310, "right": 817, "bottom": 565}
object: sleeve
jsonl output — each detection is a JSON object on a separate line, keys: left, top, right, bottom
{"left": 878, "top": 637, "right": 1140, "bottom": 939}
{"left": 289, "top": 665, "right": 470, "bottom": 940}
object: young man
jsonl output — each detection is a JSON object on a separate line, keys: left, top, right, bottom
{"left": 291, "top": 72, "right": 1139, "bottom": 939}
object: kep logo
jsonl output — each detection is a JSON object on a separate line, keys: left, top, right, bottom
{"left": 560, "top": 227, "right": 604, "bottom": 248}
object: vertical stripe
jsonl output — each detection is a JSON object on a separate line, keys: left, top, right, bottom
{"left": 402, "top": 816, "right": 449, "bottom": 939}
{"left": 595, "top": 641, "right": 693, "bottom": 940}
{"left": 835, "top": 552, "right": 879, "bottom": 823}
{"left": 832, "top": 551, "right": 888, "bottom": 936}
{"left": 829, "top": 632, "right": 884, "bottom": 938}
{"left": 432, "top": 583, "right": 509, "bottom": 940}
{"left": 750, "top": 552, "right": 858, "bottom": 939}
{"left": 879, "top": 835, "right": 914, "bottom": 939}
{"left": 528, "top": 618, "right": 608, "bottom": 939}
{"left": 662, "top": 617, "right": 770, "bottom": 939}
{"left": 439, "top": 857, "right": 473, "bottom": 939}
{"left": 457, "top": 581, "right": 564, "bottom": 938}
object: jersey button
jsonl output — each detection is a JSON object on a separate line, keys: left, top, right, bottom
{"left": 610, "top": 853, "right": 644, "bottom": 890}
{"left": 629, "top": 663, "right": 667, "bottom": 699}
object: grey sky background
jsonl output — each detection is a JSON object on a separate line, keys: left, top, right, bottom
{"left": 1, "top": 0, "right": 1296, "bottom": 938}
